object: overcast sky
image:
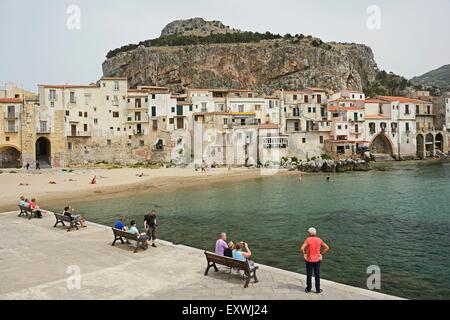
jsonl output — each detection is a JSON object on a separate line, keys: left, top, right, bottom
{"left": 1, "top": 0, "right": 449, "bottom": 91}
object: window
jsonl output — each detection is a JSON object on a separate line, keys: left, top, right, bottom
{"left": 308, "top": 107, "right": 312, "bottom": 113}
{"left": 338, "top": 125, "right": 342, "bottom": 130}
{"left": 320, "top": 136, "right": 324, "bottom": 144}
{"left": 49, "top": 89, "right": 56, "bottom": 100}
{"left": 113, "top": 112, "right": 119, "bottom": 118}
{"left": 304, "top": 95, "right": 309, "bottom": 103}
{"left": 70, "top": 92, "right": 76, "bottom": 103}
{"left": 151, "top": 106, "right": 157, "bottom": 117}
{"left": 379, "top": 105, "right": 383, "bottom": 114}
{"left": 79, "top": 112, "right": 83, "bottom": 117}
{"left": 171, "top": 107, "right": 175, "bottom": 113}
{"left": 169, "top": 118, "right": 174, "bottom": 124}
{"left": 405, "top": 122, "right": 410, "bottom": 132}
{"left": 427, "top": 105, "right": 431, "bottom": 114}
{"left": 317, "top": 95, "right": 322, "bottom": 104}
{"left": 145, "top": 98, "right": 148, "bottom": 102}
{"left": 302, "top": 138, "right": 306, "bottom": 143}
{"left": 293, "top": 94, "right": 297, "bottom": 100}
{"left": 94, "top": 118, "right": 98, "bottom": 124}
{"left": 189, "top": 105, "right": 193, "bottom": 112}
{"left": 68, "top": 142, "right": 72, "bottom": 150}
{"left": 405, "top": 105, "right": 410, "bottom": 115}
{"left": 65, "top": 110, "right": 70, "bottom": 116}
{"left": 380, "top": 122, "right": 387, "bottom": 130}
{"left": 117, "top": 127, "right": 120, "bottom": 131}
{"left": 5, "top": 136, "right": 10, "bottom": 142}
{"left": 50, "top": 102, "right": 55, "bottom": 108}
{"left": 84, "top": 124, "right": 88, "bottom": 132}
{"left": 151, "top": 94, "right": 156, "bottom": 100}
{"left": 106, "top": 96, "right": 110, "bottom": 101}
{"left": 369, "top": 122, "right": 376, "bottom": 134}
{"left": 135, "top": 98, "right": 141, "bottom": 108}
{"left": 391, "top": 122, "right": 397, "bottom": 132}
{"left": 107, "top": 139, "right": 112, "bottom": 145}
{"left": 85, "top": 94, "right": 91, "bottom": 105}
{"left": 140, "top": 140, "right": 145, "bottom": 147}
{"left": 238, "top": 105, "right": 244, "bottom": 113}
{"left": 84, "top": 112, "right": 88, "bottom": 118}
{"left": 416, "top": 105, "right": 420, "bottom": 114}
{"left": 114, "top": 81, "right": 119, "bottom": 91}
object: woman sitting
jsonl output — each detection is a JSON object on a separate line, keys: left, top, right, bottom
{"left": 63, "top": 206, "right": 87, "bottom": 228}
{"left": 224, "top": 241, "right": 235, "bottom": 258}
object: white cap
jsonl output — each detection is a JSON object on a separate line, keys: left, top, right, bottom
{"left": 308, "top": 227, "right": 317, "bottom": 236}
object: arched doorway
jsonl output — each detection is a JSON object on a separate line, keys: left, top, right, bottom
{"left": 416, "top": 134, "right": 425, "bottom": 159}
{"left": 370, "top": 133, "right": 393, "bottom": 155}
{"left": 425, "top": 133, "right": 434, "bottom": 157}
{"left": 0, "top": 146, "right": 21, "bottom": 168}
{"left": 435, "top": 133, "right": 443, "bottom": 152}
{"left": 36, "top": 137, "right": 51, "bottom": 167}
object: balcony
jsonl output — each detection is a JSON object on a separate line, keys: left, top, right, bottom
{"left": 36, "top": 126, "right": 51, "bottom": 134}
{"left": 4, "top": 125, "right": 19, "bottom": 133}
{"left": 3, "top": 111, "right": 19, "bottom": 120}
{"left": 126, "top": 115, "right": 150, "bottom": 123}
{"left": 262, "top": 137, "right": 288, "bottom": 149}
{"left": 68, "top": 131, "right": 91, "bottom": 137}
{"left": 133, "top": 129, "right": 147, "bottom": 135}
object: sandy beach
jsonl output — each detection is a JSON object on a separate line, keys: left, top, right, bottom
{"left": 0, "top": 166, "right": 299, "bottom": 212}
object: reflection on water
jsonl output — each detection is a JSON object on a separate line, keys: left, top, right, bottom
{"left": 50, "top": 161, "right": 450, "bottom": 299}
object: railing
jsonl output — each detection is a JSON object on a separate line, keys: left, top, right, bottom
{"left": 4, "top": 125, "right": 19, "bottom": 133}
{"left": 126, "top": 115, "right": 150, "bottom": 123}
{"left": 36, "top": 126, "right": 51, "bottom": 134}
{"left": 133, "top": 129, "right": 147, "bottom": 135}
{"left": 262, "top": 137, "right": 288, "bottom": 149}
{"left": 68, "top": 131, "right": 91, "bottom": 137}
{"left": 3, "top": 111, "right": 19, "bottom": 120}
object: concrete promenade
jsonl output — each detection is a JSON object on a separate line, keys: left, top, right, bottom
{"left": 0, "top": 211, "right": 401, "bottom": 300}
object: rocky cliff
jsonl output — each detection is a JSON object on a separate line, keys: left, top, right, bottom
{"left": 160, "top": 17, "right": 239, "bottom": 37}
{"left": 102, "top": 19, "right": 380, "bottom": 93}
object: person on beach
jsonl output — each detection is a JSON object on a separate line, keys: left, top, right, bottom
{"left": 35, "top": 160, "right": 40, "bottom": 170}
{"left": 144, "top": 210, "right": 158, "bottom": 248}
{"left": 300, "top": 227, "right": 330, "bottom": 294}
{"left": 63, "top": 206, "right": 87, "bottom": 228}
{"left": 90, "top": 176, "right": 97, "bottom": 185}
{"left": 215, "top": 232, "right": 228, "bottom": 256}
{"left": 128, "top": 220, "right": 149, "bottom": 248}
{"left": 224, "top": 241, "right": 235, "bottom": 258}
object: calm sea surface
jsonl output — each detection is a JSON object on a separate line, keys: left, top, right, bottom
{"left": 49, "top": 161, "right": 450, "bottom": 299}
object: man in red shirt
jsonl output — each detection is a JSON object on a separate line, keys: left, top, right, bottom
{"left": 300, "top": 227, "right": 330, "bottom": 294}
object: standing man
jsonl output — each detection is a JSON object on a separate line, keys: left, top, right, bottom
{"left": 26, "top": 162, "right": 30, "bottom": 171}
{"left": 144, "top": 209, "right": 158, "bottom": 248}
{"left": 300, "top": 227, "right": 330, "bottom": 294}
{"left": 36, "top": 160, "right": 40, "bottom": 170}
{"left": 215, "top": 232, "right": 228, "bottom": 256}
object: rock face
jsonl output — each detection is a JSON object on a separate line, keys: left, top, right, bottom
{"left": 102, "top": 19, "right": 379, "bottom": 93}
{"left": 160, "top": 17, "right": 239, "bottom": 37}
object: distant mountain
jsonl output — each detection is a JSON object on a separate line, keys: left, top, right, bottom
{"left": 410, "top": 64, "right": 450, "bottom": 89}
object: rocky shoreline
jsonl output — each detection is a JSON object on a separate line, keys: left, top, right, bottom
{"left": 283, "top": 158, "right": 371, "bottom": 173}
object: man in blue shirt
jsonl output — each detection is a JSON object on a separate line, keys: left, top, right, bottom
{"left": 114, "top": 216, "right": 127, "bottom": 231}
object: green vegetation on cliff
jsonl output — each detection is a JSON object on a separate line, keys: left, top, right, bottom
{"left": 364, "top": 70, "right": 409, "bottom": 97}
{"left": 106, "top": 32, "right": 284, "bottom": 59}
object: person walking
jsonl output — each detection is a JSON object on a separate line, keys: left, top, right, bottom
{"left": 35, "top": 160, "right": 40, "bottom": 170}
{"left": 26, "top": 162, "right": 30, "bottom": 171}
{"left": 144, "top": 209, "right": 158, "bottom": 248}
{"left": 300, "top": 227, "right": 330, "bottom": 294}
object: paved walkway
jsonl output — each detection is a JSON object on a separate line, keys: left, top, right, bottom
{"left": 0, "top": 211, "right": 401, "bottom": 300}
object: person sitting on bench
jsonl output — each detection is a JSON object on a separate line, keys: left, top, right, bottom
{"left": 63, "top": 206, "right": 87, "bottom": 228}
{"left": 128, "top": 220, "right": 149, "bottom": 247}
{"left": 28, "top": 198, "right": 43, "bottom": 219}
{"left": 233, "top": 242, "right": 255, "bottom": 270}
{"left": 114, "top": 216, "right": 128, "bottom": 231}
{"left": 224, "top": 241, "right": 235, "bottom": 258}
{"left": 19, "top": 196, "right": 29, "bottom": 208}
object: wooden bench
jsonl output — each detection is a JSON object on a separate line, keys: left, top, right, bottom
{"left": 204, "top": 251, "right": 259, "bottom": 288}
{"left": 53, "top": 213, "right": 79, "bottom": 232}
{"left": 111, "top": 228, "right": 148, "bottom": 253}
{"left": 18, "top": 205, "right": 32, "bottom": 218}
